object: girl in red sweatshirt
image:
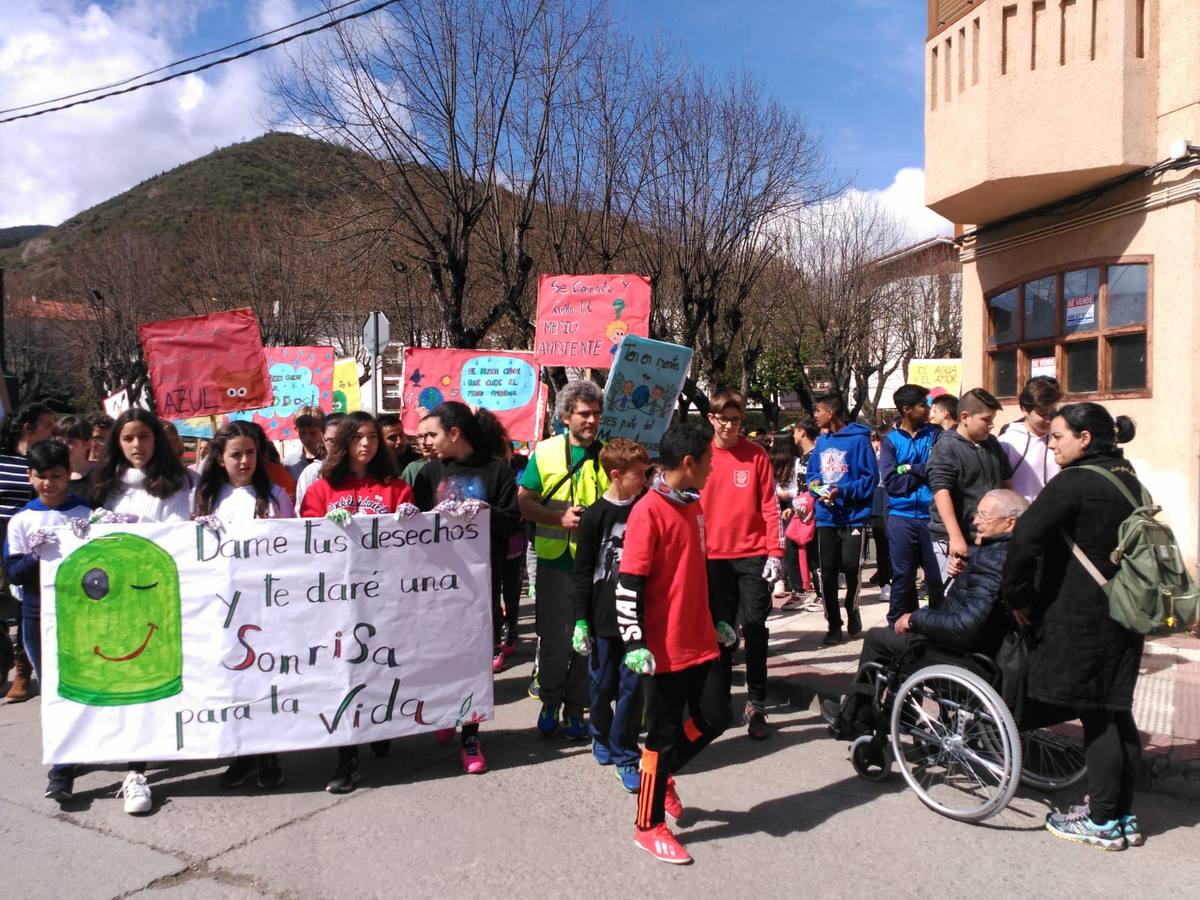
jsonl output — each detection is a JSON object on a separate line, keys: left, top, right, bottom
{"left": 299, "top": 411, "right": 413, "bottom": 793}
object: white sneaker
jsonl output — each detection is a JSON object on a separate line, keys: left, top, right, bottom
{"left": 118, "top": 771, "right": 153, "bottom": 815}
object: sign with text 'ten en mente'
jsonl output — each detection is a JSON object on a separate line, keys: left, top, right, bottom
{"left": 38, "top": 514, "right": 493, "bottom": 764}
{"left": 597, "top": 335, "right": 692, "bottom": 455}
{"left": 400, "top": 348, "right": 544, "bottom": 443}
{"left": 533, "top": 274, "right": 651, "bottom": 369}
{"left": 907, "top": 358, "right": 963, "bottom": 399}
{"left": 139, "top": 308, "right": 273, "bottom": 419}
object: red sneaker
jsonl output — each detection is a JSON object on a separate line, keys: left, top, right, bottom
{"left": 500, "top": 639, "right": 517, "bottom": 658}
{"left": 664, "top": 775, "right": 683, "bottom": 821}
{"left": 492, "top": 650, "right": 506, "bottom": 673}
{"left": 634, "top": 823, "right": 692, "bottom": 865}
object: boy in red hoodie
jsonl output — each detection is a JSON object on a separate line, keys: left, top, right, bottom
{"left": 618, "top": 423, "right": 734, "bottom": 865}
{"left": 699, "top": 389, "right": 782, "bottom": 739}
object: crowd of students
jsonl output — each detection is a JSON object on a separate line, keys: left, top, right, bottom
{"left": 0, "top": 373, "right": 1162, "bottom": 860}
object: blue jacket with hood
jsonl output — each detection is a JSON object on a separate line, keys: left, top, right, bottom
{"left": 805, "top": 422, "right": 877, "bottom": 528}
{"left": 879, "top": 424, "right": 939, "bottom": 520}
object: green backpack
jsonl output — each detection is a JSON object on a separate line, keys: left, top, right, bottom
{"left": 1063, "top": 465, "right": 1199, "bottom": 634}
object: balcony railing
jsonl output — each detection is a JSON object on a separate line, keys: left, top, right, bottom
{"left": 929, "top": 0, "right": 979, "bottom": 38}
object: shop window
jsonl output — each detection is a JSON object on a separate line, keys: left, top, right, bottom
{"left": 986, "top": 261, "right": 1150, "bottom": 399}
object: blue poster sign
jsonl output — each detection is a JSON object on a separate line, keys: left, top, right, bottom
{"left": 598, "top": 335, "right": 693, "bottom": 454}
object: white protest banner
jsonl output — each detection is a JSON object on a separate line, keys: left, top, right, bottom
{"left": 597, "top": 335, "right": 692, "bottom": 454}
{"left": 39, "top": 513, "right": 492, "bottom": 764}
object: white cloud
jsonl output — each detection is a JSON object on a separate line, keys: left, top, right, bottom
{"left": 850, "top": 167, "right": 953, "bottom": 242}
{"left": 0, "top": 1, "right": 284, "bottom": 228}
{"left": 253, "top": 0, "right": 302, "bottom": 33}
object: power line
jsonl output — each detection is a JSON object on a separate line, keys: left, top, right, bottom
{"left": 0, "top": 0, "right": 371, "bottom": 116}
{"left": 0, "top": 0, "right": 401, "bottom": 126}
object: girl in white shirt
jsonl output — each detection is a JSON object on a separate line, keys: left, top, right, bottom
{"left": 91, "top": 410, "right": 192, "bottom": 523}
{"left": 88, "top": 409, "right": 193, "bottom": 815}
{"left": 193, "top": 422, "right": 293, "bottom": 790}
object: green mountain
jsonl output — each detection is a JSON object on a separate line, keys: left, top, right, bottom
{"left": 0, "top": 225, "right": 52, "bottom": 250}
{"left": 3, "top": 132, "right": 362, "bottom": 277}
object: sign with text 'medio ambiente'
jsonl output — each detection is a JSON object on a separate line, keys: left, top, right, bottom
{"left": 39, "top": 514, "right": 493, "bottom": 764}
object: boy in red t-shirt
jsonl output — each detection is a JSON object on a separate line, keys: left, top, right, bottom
{"left": 617, "top": 424, "right": 736, "bottom": 865}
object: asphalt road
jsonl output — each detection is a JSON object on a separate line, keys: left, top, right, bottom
{"left": 2, "top": 638, "right": 1197, "bottom": 900}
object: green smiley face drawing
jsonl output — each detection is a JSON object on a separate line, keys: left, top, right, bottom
{"left": 55, "top": 533, "right": 183, "bottom": 706}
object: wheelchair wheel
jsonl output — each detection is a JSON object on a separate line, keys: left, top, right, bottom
{"left": 889, "top": 664, "right": 1022, "bottom": 822}
{"left": 850, "top": 735, "right": 892, "bottom": 782}
{"left": 1020, "top": 726, "right": 1087, "bottom": 791}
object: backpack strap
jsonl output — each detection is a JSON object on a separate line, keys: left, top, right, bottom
{"left": 1061, "top": 529, "right": 1109, "bottom": 589}
{"left": 1074, "top": 464, "right": 1150, "bottom": 508}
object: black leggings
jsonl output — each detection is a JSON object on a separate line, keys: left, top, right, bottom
{"left": 1081, "top": 709, "right": 1141, "bottom": 822}
{"left": 496, "top": 554, "right": 523, "bottom": 641}
{"left": 817, "top": 526, "right": 864, "bottom": 630}
{"left": 638, "top": 661, "right": 730, "bottom": 829}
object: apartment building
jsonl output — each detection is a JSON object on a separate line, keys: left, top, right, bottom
{"left": 925, "top": 0, "right": 1200, "bottom": 563}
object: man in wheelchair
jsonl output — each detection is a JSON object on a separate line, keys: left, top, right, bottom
{"left": 821, "top": 489, "right": 1028, "bottom": 737}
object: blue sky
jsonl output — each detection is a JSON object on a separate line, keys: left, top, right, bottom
{"left": 2, "top": 1, "right": 940, "bottom": 232}
{"left": 613, "top": 0, "right": 926, "bottom": 192}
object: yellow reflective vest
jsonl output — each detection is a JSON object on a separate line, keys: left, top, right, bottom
{"left": 531, "top": 434, "right": 609, "bottom": 560}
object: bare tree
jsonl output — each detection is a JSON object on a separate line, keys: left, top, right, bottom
{"left": 775, "top": 193, "right": 907, "bottom": 421}
{"left": 270, "top": 0, "right": 597, "bottom": 349}
{"left": 632, "top": 66, "right": 830, "bottom": 412}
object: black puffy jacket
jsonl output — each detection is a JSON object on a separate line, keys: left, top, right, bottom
{"left": 909, "top": 534, "right": 1010, "bottom": 655}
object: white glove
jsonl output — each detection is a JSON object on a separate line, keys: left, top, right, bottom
{"left": 28, "top": 528, "right": 59, "bottom": 558}
{"left": 762, "top": 556, "right": 784, "bottom": 583}
{"left": 393, "top": 502, "right": 421, "bottom": 521}
{"left": 193, "top": 514, "right": 224, "bottom": 535}
{"left": 432, "top": 499, "right": 462, "bottom": 516}
{"left": 326, "top": 509, "right": 352, "bottom": 527}
{"left": 458, "top": 499, "right": 489, "bottom": 518}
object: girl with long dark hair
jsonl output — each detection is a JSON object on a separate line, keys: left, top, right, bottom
{"left": 1002, "top": 402, "right": 1144, "bottom": 850}
{"left": 91, "top": 409, "right": 192, "bottom": 523}
{"left": 299, "top": 411, "right": 413, "bottom": 793}
{"left": 86, "top": 409, "right": 192, "bottom": 815}
{"left": 194, "top": 422, "right": 293, "bottom": 788}
{"left": 194, "top": 422, "right": 294, "bottom": 524}
{"left": 411, "top": 402, "right": 519, "bottom": 774}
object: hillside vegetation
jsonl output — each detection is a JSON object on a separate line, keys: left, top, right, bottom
{"left": 2, "top": 131, "right": 362, "bottom": 279}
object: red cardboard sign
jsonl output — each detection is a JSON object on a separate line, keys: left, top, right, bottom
{"left": 400, "top": 347, "right": 544, "bottom": 442}
{"left": 139, "top": 308, "right": 273, "bottom": 419}
{"left": 533, "top": 274, "right": 651, "bottom": 368}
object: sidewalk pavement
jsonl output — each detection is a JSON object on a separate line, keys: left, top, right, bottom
{"left": 763, "top": 581, "right": 1200, "bottom": 799}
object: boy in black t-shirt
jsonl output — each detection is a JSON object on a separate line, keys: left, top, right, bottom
{"left": 570, "top": 439, "right": 649, "bottom": 792}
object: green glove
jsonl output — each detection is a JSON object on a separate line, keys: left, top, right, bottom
{"left": 571, "top": 620, "right": 590, "bottom": 655}
{"left": 623, "top": 647, "right": 656, "bottom": 676}
{"left": 896, "top": 464, "right": 910, "bottom": 475}
{"left": 326, "top": 509, "right": 352, "bottom": 527}
{"left": 715, "top": 620, "right": 738, "bottom": 648}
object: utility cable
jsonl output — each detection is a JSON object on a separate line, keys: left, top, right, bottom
{"left": 0, "top": 0, "right": 370, "bottom": 115}
{"left": 0, "top": 0, "right": 400, "bottom": 126}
